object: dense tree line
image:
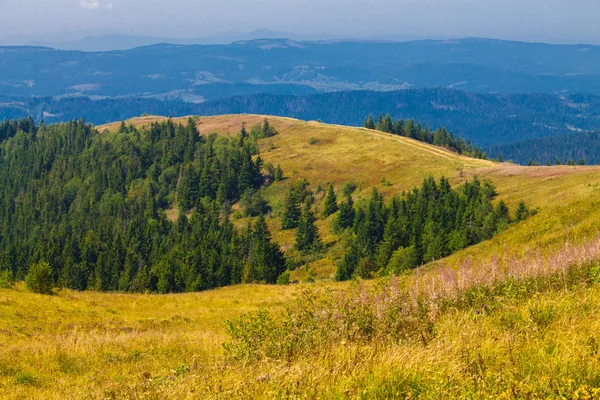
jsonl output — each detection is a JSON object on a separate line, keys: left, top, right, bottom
{"left": 364, "top": 114, "right": 487, "bottom": 159}
{"left": 0, "top": 118, "right": 287, "bottom": 292}
{"left": 332, "top": 177, "right": 534, "bottom": 280}
{"left": 487, "top": 131, "right": 600, "bottom": 165}
{"left": 6, "top": 89, "right": 600, "bottom": 153}
{"left": 0, "top": 116, "right": 36, "bottom": 142}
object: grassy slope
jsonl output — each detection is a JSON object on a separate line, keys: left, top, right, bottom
{"left": 102, "top": 115, "right": 600, "bottom": 277}
{"left": 2, "top": 115, "right": 599, "bottom": 397}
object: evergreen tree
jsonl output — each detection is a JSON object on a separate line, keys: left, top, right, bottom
{"left": 332, "top": 194, "right": 355, "bottom": 233}
{"left": 335, "top": 243, "right": 359, "bottom": 281}
{"left": 515, "top": 200, "right": 530, "bottom": 221}
{"left": 382, "top": 114, "right": 394, "bottom": 133}
{"left": 295, "top": 201, "right": 322, "bottom": 253}
{"left": 281, "top": 186, "right": 302, "bottom": 229}
{"left": 274, "top": 164, "right": 284, "bottom": 181}
{"left": 364, "top": 115, "right": 376, "bottom": 129}
{"left": 246, "top": 216, "right": 286, "bottom": 283}
{"left": 321, "top": 183, "right": 338, "bottom": 218}
{"left": 281, "top": 179, "right": 312, "bottom": 229}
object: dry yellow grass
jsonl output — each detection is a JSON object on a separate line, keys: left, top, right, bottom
{"left": 3, "top": 114, "right": 597, "bottom": 398}
{"left": 0, "top": 283, "right": 301, "bottom": 398}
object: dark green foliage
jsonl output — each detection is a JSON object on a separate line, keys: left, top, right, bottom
{"left": 281, "top": 188, "right": 302, "bottom": 230}
{"left": 321, "top": 184, "right": 338, "bottom": 218}
{"left": 249, "top": 118, "right": 278, "bottom": 139}
{"left": 386, "top": 246, "right": 418, "bottom": 275}
{"left": 295, "top": 202, "right": 322, "bottom": 254}
{"left": 25, "top": 261, "right": 54, "bottom": 295}
{"left": 0, "top": 270, "right": 14, "bottom": 289}
{"left": 245, "top": 216, "right": 287, "bottom": 284}
{"left": 240, "top": 190, "right": 270, "bottom": 217}
{"left": 515, "top": 200, "right": 537, "bottom": 221}
{"left": 281, "top": 179, "right": 313, "bottom": 229}
{"left": 0, "top": 117, "right": 36, "bottom": 142}
{"left": 0, "top": 119, "right": 282, "bottom": 293}
{"left": 274, "top": 164, "right": 284, "bottom": 181}
{"left": 277, "top": 270, "right": 291, "bottom": 285}
{"left": 332, "top": 195, "right": 356, "bottom": 234}
{"left": 367, "top": 114, "right": 487, "bottom": 160}
{"left": 335, "top": 177, "right": 532, "bottom": 281}
{"left": 341, "top": 180, "right": 358, "bottom": 197}
{"left": 488, "top": 131, "right": 600, "bottom": 165}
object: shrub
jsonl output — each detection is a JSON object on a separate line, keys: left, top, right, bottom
{"left": 240, "top": 190, "right": 270, "bottom": 217}
{"left": 380, "top": 177, "right": 393, "bottom": 187}
{"left": 308, "top": 137, "right": 320, "bottom": 145}
{"left": 14, "top": 371, "right": 37, "bottom": 386}
{"left": 386, "top": 246, "right": 418, "bottom": 275}
{"left": 0, "top": 270, "right": 14, "bottom": 289}
{"left": 25, "top": 261, "right": 54, "bottom": 295}
{"left": 274, "top": 164, "right": 284, "bottom": 181}
{"left": 341, "top": 180, "right": 358, "bottom": 197}
{"left": 277, "top": 270, "right": 291, "bottom": 285}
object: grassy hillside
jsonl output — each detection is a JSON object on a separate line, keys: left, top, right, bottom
{"left": 2, "top": 114, "right": 600, "bottom": 398}
{"left": 102, "top": 114, "right": 600, "bottom": 278}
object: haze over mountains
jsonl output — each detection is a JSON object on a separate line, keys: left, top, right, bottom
{"left": 3, "top": 36, "right": 600, "bottom": 164}
{"left": 3, "top": 38, "right": 600, "bottom": 100}
{"left": 0, "top": 30, "right": 435, "bottom": 51}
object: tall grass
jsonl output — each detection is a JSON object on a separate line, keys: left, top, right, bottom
{"left": 225, "top": 234, "right": 600, "bottom": 363}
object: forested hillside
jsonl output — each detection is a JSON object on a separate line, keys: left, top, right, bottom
{"left": 4, "top": 89, "right": 600, "bottom": 151}
{"left": 0, "top": 118, "right": 288, "bottom": 292}
{"left": 0, "top": 117, "right": 532, "bottom": 294}
{"left": 487, "top": 131, "right": 600, "bottom": 165}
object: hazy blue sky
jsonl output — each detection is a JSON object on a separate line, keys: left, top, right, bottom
{"left": 1, "top": 0, "right": 599, "bottom": 44}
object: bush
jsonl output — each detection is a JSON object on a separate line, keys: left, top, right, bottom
{"left": 0, "top": 270, "right": 14, "bottom": 289}
{"left": 25, "top": 261, "right": 54, "bottom": 295}
{"left": 240, "top": 190, "right": 270, "bottom": 217}
{"left": 277, "top": 270, "right": 291, "bottom": 285}
{"left": 308, "top": 137, "right": 320, "bottom": 145}
{"left": 380, "top": 177, "right": 393, "bottom": 187}
{"left": 386, "top": 246, "right": 418, "bottom": 275}
{"left": 341, "top": 180, "right": 358, "bottom": 197}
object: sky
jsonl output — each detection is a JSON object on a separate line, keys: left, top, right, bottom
{"left": 0, "top": 0, "right": 599, "bottom": 44}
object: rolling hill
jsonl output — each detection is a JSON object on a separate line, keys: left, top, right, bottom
{"left": 100, "top": 115, "right": 600, "bottom": 272}
{"left": 5, "top": 89, "right": 600, "bottom": 160}
{"left": 1, "top": 115, "right": 600, "bottom": 398}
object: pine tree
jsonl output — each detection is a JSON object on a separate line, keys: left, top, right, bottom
{"left": 515, "top": 200, "right": 529, "bottom": 221}
{"left": 335, "top": 242, "right": 359, "bottom": 281}
{"left": 178, "top": 163, "right": 199, "bottom": 212}
{"left": 364, "top": 115, "right": 376, "bottom": 129}
{"left": 321, "top": 183, "right": 338, "bottom": 218}
{"left": 246, "top": 215, "right": 287, "bottom": 283}
{"left": 332, "top": 194, "right": 355, "bottom": 233}
{"left": 295, "top": 201, "right": 322, "bottom": 253}
{"left": 382, "top": 114, "right": 394, "bottom": 133}
{"left": 281, "top": 186, "right": 301, "bottom": 229}
{"left": 274, "top": 164, "right": 284, "bottom": 181}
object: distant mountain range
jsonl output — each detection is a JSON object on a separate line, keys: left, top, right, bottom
{"left": 0, "top": 30, "right": 434, "bottom": 51}
{"left": 3, "top": 38, "right": 600, "bottom": 100}
{"left": 3, "top": 37, "right": 600, "bottom": 164}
